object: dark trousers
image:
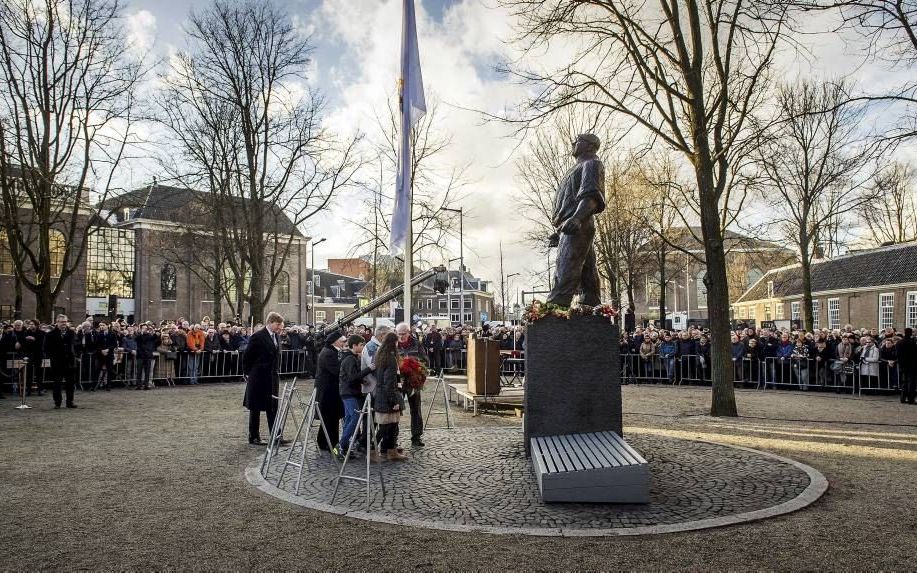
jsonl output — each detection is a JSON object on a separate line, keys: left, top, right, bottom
{"left": 900, "top": 371, "right": 916, "bottom": 403}
{"left": 137, "top": 359, "right": 154, "bottom": 388}
{"left": 52, "top": 369, "right": 75, "bottom": 407}
{"left": 408, "top": 390, "right": 423, "bottom": 440}
{"left": 378, "top": 422, "right": 399, "bottom": 452}
{"left": 248, "top": 405, "right": 277, "bottom": 441}
{"left": 547, "top": 221, "right": 600, "bottom": 307}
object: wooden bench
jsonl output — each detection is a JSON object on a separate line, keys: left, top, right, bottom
{"left": 530, "top": 431, "right": 650, "bottom": 503}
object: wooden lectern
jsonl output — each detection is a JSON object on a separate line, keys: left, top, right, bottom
{"left": 467, "top": 338, "right": 501, "bottom": 395}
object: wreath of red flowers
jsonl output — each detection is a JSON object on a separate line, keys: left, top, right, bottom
{"left": 524, "top": 300, "right": 619, "bottom": 324}
{"left": 399, "top": 356, "right": 428, "bottom": 390}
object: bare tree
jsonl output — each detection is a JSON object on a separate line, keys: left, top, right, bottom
{"left": 157, "top": 1, "right": 360, "bottom": 323}
{"left": 347, "top": 100, "right": 465, "bottom": 289}
{"left": 498, "top": 0, "right": 793, "bottom": 416}
{"left": 0, "top": 0, "right": 143, "bottom": 321}
{"left": 798, "top": 1, "right": 917, "bottom": 140}
{"left": 756, "top": 80, "right": 877, "bottom": 330}
{"left": 862, "top": 160, "right": 917, "bottom": 244}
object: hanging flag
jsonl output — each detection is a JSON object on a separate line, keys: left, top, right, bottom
{"left": 390, "top": 0, "right": 426, "bottom": 255}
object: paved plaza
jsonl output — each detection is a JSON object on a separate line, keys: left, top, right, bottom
{"left": 2, "top": 382, "right": 916, "bottom": 569}
{"left": 254, "top": 428, "right": 823, "bottom": 535}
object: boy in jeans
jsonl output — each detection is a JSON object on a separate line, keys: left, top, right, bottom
{"left": 337, "top": 335, "right": 373, "bottom": 458}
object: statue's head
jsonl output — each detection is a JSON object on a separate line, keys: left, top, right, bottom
{"left": 572, "top": 133, "right": 601, "bottom": 157}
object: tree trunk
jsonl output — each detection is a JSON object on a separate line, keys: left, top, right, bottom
{"left": 800, "top": 235, "right": 814, "bottom": 331}
{"left": 658, "top": 248, "right": 667, "bottom": 325}
{"left": 13, "top": 275, "right": 22, "bottom": 319}
{"left": 36, "top": 280, "right": 53, "bottom": 324}
{"left": 697, "top": 175, "right": 738, "bottom": 417}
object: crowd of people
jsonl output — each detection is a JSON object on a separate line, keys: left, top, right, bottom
{"left": 620, "top": 324, "right": 917, "bottom": 403}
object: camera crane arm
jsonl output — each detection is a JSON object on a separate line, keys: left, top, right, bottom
{"left": 316, "top": 265, "right": 449, "bottom": 338}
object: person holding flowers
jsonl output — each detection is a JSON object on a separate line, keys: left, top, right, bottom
{"left": 372, "top": 332, "right": 408, "bottom": 462}
{"left": 395, "top": 322, "right": 429, "bottom": 447}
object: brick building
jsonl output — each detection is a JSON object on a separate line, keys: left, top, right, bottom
{"left": 732, "top": 242, "right": 917, "bottom": 331}
{"left": 631, "top": 227, "right": 795, "bottom": 327}
{"left": 102, "top": 184, "right": 310, "bottom": 324}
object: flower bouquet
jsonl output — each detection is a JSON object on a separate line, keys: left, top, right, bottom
{"left": 399, "top": 356, "right": 428, "bottom": 391}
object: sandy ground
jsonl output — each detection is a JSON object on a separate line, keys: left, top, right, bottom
{"left": 1, "top": 381, "right": 915, "bottom": 570}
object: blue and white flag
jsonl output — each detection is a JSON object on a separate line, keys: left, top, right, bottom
{"left": 390, "top": 0, "right": 426, "bottom": 255}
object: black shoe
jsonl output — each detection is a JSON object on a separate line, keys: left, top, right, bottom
{"left": 412, "top": 438, "right": 425, "bottom": 447}
{"left": 54, "top": 404, "right": 61, "bottom": 409}
{"left": 249, "top": 438, "right": 266, "bottom": 445}
{"left": 66, "top": 403, "right": 77, "bottom": 409}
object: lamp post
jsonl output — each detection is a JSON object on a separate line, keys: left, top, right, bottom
{"left": 442, "top": 207, "right": 463, "bottom": 324}
{"left": 504, "top": 272, "right": 520, "bottom": 323}
{"left": 448, "top": 256, "right": 461, "bottom": 326}
{"left": 310, "top": 237, "right": 326, "bottom": 325}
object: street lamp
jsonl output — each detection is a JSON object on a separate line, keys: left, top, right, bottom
{"left": 448, "top": 256, "right": 461, "bottom": 325}
{"left": 442, "top": 207, "right": 463, "bottom": 324}
{"left": 504, "top": 272, "right": 520, "bottom": 323}
{"left": 310, "top": 237, "right": 327, "bottom": 324}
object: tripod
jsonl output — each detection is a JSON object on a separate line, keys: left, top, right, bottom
{"left": 260, "top": 378, "right": 298, "bottom": 476}
{"left": 276, "top": 387, "right": 339, "bottom": 495}
{"left": 423, "top": 368, "right": 453, "bottom": 430}
{"left": 330, "top": 394, "right": 386, "bottom": 508}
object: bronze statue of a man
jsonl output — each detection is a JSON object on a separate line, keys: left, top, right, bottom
{"left": 546, "top": 133, "right": 606, "bottom": 308}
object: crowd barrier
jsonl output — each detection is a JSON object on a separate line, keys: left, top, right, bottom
{"left": 2, "top": 349, "right": 901, "bottom": 398}
{"left": 621, "top": 353, "right": 900, "bottom": 395}
{"left": 1, "top": 349, "right": 314, "bottom": 390}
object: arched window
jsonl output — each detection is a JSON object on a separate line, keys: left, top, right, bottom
{"left": 49, "top": 230, "right": 66, "bottom": 277}
{"left": 0, "top": 230, "right": 13, "bottom": 275}
{"left": 161, "top": 264, "right": 177, "bottom": 300}
{"left": 277, "top": 271, "right": 290, "bottom": 304}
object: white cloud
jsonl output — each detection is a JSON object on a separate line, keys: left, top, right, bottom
{"left": 126, "top": 9, "right": 157, "bottom": 56}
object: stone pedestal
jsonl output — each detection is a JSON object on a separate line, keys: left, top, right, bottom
{"left": 523, "top": 315, "right": 621, "bottom": 455}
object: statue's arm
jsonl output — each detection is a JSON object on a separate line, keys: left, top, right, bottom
{"left": 558, "top": 196, "right": 600, "bottom": 235}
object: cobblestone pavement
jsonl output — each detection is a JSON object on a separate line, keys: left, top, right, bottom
{"left": 257, "top": 426, "right": 819, "bottom": 534}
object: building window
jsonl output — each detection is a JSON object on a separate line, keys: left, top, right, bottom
{"left": 791, "top": 301, "right": 800, "bottom": 321}
{"left": 463, "top": 313, "right": 472, "bottom": 323}
{"left": 277, "top": 271, "right": 290, "bottom": 304}
{"left": 450, "top": 313, "right": 460, "bottom": 324}
{"left": 427, "top": 299, "right": 433, "bottom": 310}
{"left": 464, "top": 300, "right": 472, "bottom": 309}
{"left": 49, "top": 229, "right": 66, "bottom": 277}
{"left": 646, "top": 274, "right": 660, "bottom": 307}
{"left": 764, "top": 304, "right": 772, "bottom": 322}
{"left": 315, "top": 311, "right": 326, "bottom": 322}
{"left": 906, "top": 292, "right": 917, "bottom": 329}
{"left": 335, "top": 311, "right": 344, "bottom": 321}
{"left": 160, "top": 264, "right": 177, "bottom": 300}
{"left": 748, "top": 306, "right": 756, "bottom": 321}
{"left": 0, "top": 231, "right": 13, "bottom": 275}
{"left": 811, "top": 300, "right": 821, "bottom": 330}
{"left": 827, "top": 298, "right": 840, "bottom": 330}
{"left": 314, "top": 274, "right": 321, "bottom": 288}
{"left": 0, "top": 304, "right": 13, "bottom": 320}
{"left": 695, "top": 275, "right": 707, "bottom": 308}
{"left": 87, "top": 228, "right": 135, "bottom": 298}
{"left": 451, "top": 299, "right": 459, "bottom": 310}
{"left": 775, "top": 303, "right": 784, "bottom": 320}
{"left": 439, "top": 299, "right": 446, "bottom": 310}
{"left": 879, "top": 293, "right": 895, "bottom": 330}
{"left": 766, "top": 281, "right": 774, "bottom": 299}
{"left": 739, "top": 306, "right": 747, "bottom": 319}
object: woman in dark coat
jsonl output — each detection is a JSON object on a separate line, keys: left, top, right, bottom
{"left": 373, "top": 332, "right": 407, "bottom": 461}
{"left": 314, "top": 331, "right": 345, "bottom": 451}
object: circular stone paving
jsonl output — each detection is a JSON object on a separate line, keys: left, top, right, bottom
{"left": 247, "top": 427, "right": 827, "bottom": 536}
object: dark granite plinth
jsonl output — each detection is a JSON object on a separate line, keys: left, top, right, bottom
{"left": 523, "top": 315, "right": 621, "bottom": 454}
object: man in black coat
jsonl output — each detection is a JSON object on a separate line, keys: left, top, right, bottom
{"left": 242, "top": 312, "right": 285, "bottom": 445}
{"left": 314, "top": 331, "right": 346, "bottom": 451}
{"left": 43, "top": 315, "right": 77, "bottom": 409}
{"left": 135, "top": 323, "right": 160, "bottom": 390}
{"left": 897, "top": 328, "right": 916, "bottom": 405}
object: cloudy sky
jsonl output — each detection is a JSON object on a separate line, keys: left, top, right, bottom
{"left": 120, "top": 0, "right": 914, "bottom": 295}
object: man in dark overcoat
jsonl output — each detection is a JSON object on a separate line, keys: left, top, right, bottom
{"left": 242, "top": 312, "right": 285, "bottom": 445}
{"left": 43, "top": 315, "right": 77, "bottom": 409}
